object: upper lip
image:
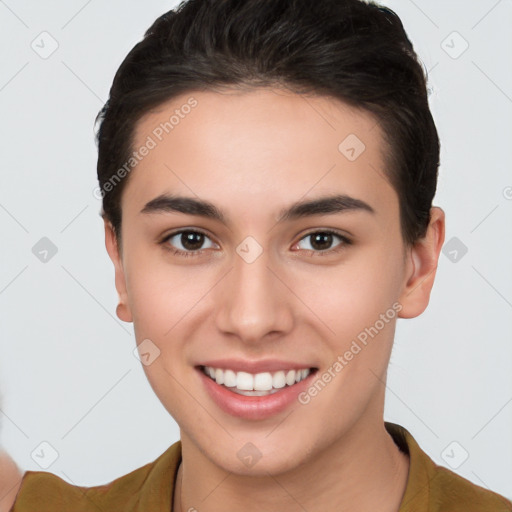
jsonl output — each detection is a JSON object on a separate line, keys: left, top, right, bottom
{"left": 197, "top": 358, "right": 318, "bottom": 374}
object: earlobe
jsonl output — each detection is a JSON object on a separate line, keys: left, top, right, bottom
{"left": 103, "top": 219, "right": 133, "bottom": 323}
{"left": 398, "top": 207, "right": 445, "bottom": 319}
{"left": 116, "top": 301, "right": 132, "bottom": 323}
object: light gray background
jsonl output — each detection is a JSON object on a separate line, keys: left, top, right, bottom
{"left": 1, "top": 0, "right": 511, "bottom": 501}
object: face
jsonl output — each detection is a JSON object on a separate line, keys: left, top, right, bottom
{"left": 105, "top": 87, "right": 444, "bottom": 475}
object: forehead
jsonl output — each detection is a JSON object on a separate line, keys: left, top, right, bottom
{"left": 123, "top": 88, "right": 397, "bottom": 224}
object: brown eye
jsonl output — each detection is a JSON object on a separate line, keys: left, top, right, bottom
{"left": 309, "top": 232, "right": 334, "bottom": 251}
{"left": 180, "top": 231, "right": 205, "bottom": 250}
{"left": 162, "top": 230, "right": 217, "bottom": 255}
{"left": 295, "top": 230, "right": 351, "bottom": 255}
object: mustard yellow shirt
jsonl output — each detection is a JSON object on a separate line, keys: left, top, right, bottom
{"left": 10, "top": 422, "right": 512, "bottom": 511}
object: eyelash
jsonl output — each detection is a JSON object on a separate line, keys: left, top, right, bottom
{"left": 159, "top": 229, "right": 352, "bottom": 258}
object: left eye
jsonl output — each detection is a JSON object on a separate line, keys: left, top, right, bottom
{"left": 165, "top": 230, "right": 217, "bottom": 252}
{"left": 295, "top": 231, "right": 348, "bottom": 252}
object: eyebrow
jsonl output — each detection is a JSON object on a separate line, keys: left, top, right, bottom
{"left": 140, "top": 193, "right": 375, "bottom": 224}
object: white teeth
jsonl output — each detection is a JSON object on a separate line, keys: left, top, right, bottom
{"left": 272, "top": 371, "right": 286, "bottom": 389}
{"left": 285, "top": 370, "right": 296, "bottom": 386}
{"left": 230, "top": 388, "right": 281, "bottom": 396}
{"left": 236, "top": 371, "right": 254, "bottom": 390}
{"left": 223, "top": 369, "right": 237, "bottom": 387}
{"left": 215, "top": 368, "right": 224, "bottom": 385}
{"left": 203, "top": 366, "right": 312, "bottom": 392}
{"left": 254, "top": 372, "right": 273, "bottom": 390}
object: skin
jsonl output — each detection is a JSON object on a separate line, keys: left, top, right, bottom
{"left": 0, "top": 451, "right": 23, "bottom": 512}
{"left": 105, "top": 87, "right": 445, "bottom": 512}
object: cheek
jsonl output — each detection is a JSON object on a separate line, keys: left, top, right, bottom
{"left": 295, "top": 250, "right": 403, "bottom": 420}
{"left": 298, "top": 247, "right": 403, "bottom": 337}
{"left": 124, "top": 245, "right": 208, "bottom": 332}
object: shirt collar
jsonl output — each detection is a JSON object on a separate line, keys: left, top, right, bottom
{"left": 140, "top": 422, "right": 435, "bottom": 512}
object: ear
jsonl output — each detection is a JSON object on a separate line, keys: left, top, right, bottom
{"left": 104, "top": 218, "right": 133, "bottom": 323}
{"left": 398, "top": 206, "right": 445, "bottom": 318}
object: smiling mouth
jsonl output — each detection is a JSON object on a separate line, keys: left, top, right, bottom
{"left": 199, "top": 365, "right": 318, "bottom": 396}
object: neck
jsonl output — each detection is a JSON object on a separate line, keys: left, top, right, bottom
{"left": 173, "top": 419, "right": 410, "bottom": 512}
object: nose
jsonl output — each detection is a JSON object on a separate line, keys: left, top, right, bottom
{"left": 214, "top": 246, "right": 294, "bottom": 344}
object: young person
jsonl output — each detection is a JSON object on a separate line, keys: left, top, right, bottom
{"left": 3, "top": 0, "right": 511, "bottom": 510}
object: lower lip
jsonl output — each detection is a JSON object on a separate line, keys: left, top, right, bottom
{"left": 197, "top": 367, "right": 317, "bottom": 421}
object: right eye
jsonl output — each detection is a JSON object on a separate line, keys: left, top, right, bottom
{"left": 161, "top": 229, "right": 219, "bottom": 257}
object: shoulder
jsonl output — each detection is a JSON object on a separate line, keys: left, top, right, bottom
{"left": 9, "top": 441, "right": 181, "bottom": 512}
{"left": 426, "top": 459, "right": 512, "bottom": 512}
{"left": 385, "top": 422, "right": 512, "bottom": 512}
